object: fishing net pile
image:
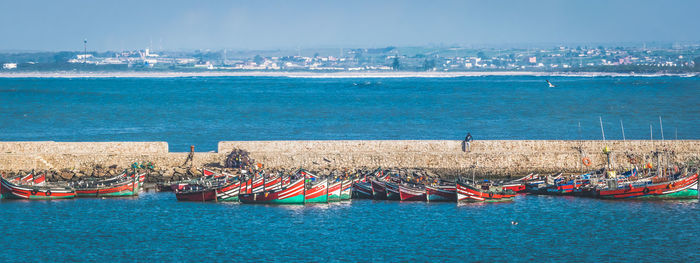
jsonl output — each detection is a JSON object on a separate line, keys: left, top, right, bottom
{"left": 225, "top": 148, "right": 254, "bottom": 169}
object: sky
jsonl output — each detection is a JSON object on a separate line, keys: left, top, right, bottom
{"left": 1, "top": 0, "right": 699, "bottom": 51}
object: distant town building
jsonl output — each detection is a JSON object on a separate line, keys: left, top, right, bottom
{"left": 2, "top": 63, "right": 17, "bottom": 69}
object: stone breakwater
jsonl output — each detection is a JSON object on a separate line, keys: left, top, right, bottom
{"left": 1, "top": 140, "right": 698, "bottom": 181}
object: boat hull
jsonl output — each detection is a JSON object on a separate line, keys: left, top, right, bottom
{"left": 327, "top": 181, "right": 342, "bottom": 202}
{"left": 425, "top": 185, "right": 456, "bottom": 202}
{"left": 305, "top": 179, "right": 328, "bottom": 203}
{"left": 597, "top": 173, "right": 698, "bottom": 199}
{"left": 239, "top": 178, "right": 305, "bottom": 204}
{"left": 385, "top": 182, "right": 401, "bottom": 200}
{"left": 501, "top": 184, "right": 526, "bottom": 193}
{"left": 175, "top": 189, "right": 217, "bottom": 202}
{"left": 456, "top": 182, "right": 516, "bottom": 202}
{"left": 75, "top": 179, "right": 139, "bottom": 198}
{"left": 1, "top": 178, "right": 76, "bottom": 200}
{"left": 370, "top": 179, "right": 387, "bottom": 200}
{"left": 340, "top": 180, "right": 353, "bottom": 200}
{"left": 216, "top": 181, "right": 241, "bottom": 202}
{"left": 353, "top": 182, "right": 373, "bottom": 199}
{"left": 399, "top": 185, "right": 426, "bottom": 201}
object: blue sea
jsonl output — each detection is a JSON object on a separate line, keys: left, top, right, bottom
{"left": 1, "top": 76, "right": 700, "bottom": 261}
{"left": 0, "top": 76, "right": 698, "bottom": 151}
{"left": 0, "top": 193, "right": 698, "bottom": 262}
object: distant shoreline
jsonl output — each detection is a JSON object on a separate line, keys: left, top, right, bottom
{"left": 0, "top": 71, "right": 696, "bottom": 78}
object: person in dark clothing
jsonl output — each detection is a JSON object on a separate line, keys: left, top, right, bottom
{"left": 464, "top": 133, "right": 473, "bottom": 152}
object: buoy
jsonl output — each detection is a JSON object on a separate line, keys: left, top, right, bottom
{"left": 582, "top": 157, "right": 592, "bottom": 166}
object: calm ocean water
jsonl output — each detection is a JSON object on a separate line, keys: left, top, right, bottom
{"left": 0, "top": 76, "right": 698, "bottom": 151}
{"left": 0, "top": 193, "right": 698, "bottom": 262}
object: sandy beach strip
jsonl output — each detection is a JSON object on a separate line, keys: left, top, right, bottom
{"left": 0, "top": 71, "right": 695, "bottom": 78}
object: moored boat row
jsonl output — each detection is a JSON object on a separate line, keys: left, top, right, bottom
{"left": 1, "top": 170, "right": 145, "bottom": 200}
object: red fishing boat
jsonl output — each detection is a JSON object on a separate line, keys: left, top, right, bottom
{"left": 73, "top": 175, "right": 140, "bottom": 197}
{"left": 500, "top": 173, "right": 539, "bottom": 193}
{"left": 264, "top": 175, "right": 282, "bottom": 191}
{"left": 175, "top": 185, "right": 217, "bottom": 202}
{"left": 216, "top": 180, "right": 242, "bottom": 202}
{"left": 239, "top": 177, "right": 306, "bottom": 204}
{"left": 327, "top": 180, "right": 342, "bottom": 201}
{"left": 281, "top": 176, "right": 291, "bottom": 188}
{"left": 596, "top": 172, "right": 698, "bottom": 199}
{"left": 175, "top": 176, "right": 234, "bottom": 202}
{"left": 456, "top": 180, "right": 516, "bottom": 202}
{"left": 238, "top": 180, "right": 248, "bottom": 195}
{"left": 1, "top": 176, "right": 76, "bottom": 200}
{"left": 425, "top": 184, "right": 456, "bottom": 202}
{"left": 251, "top": 175, "right": 265, "bottom": 193}
{"left": 340, "top": 179, "right": 353, "bottom": 200}
{"left": 399, "top": 184, "right": 426, "bottom": 201}
{"left": 305, "top": 179, "right": 328, "bottom": 203}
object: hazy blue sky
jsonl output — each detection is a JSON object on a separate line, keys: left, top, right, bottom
{"left": 1, "top": 0, "right": 698, "bottom": 51}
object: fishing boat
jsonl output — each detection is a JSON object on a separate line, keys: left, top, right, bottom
{"left": 327, "top": 180, "right": 342, "bottom": 202}
{"left": 160, "top": 169, "right": 225, "bottom": 192}
{"left": 399, "top": 184, "right": 426, "bottom": 201}
{"left": 281, "top": 175, "right": 291, "bottom": 188}
{"left": 264, "top": 175, "right": 282, "bottom": 191}
{"left": 500, "top": 173, "right": 539, "bottom": 193}
{"left": 73, "top": 174, "right": 140, "bottom": 197}
{"left": 175, "top": 184, "right": 217, "bottom": 202}
{"left": 216, "top": 180, "right": 242, "bottom": 202}
{"left": 239, "top": 177, "right": 305, "bottom": 204}
{"left": 456, "top": 180, "right": 516, "bottom": 202}
{"left": 352, "top": 180, "right": 373, "bottom": 199}
{"left": 596, "top": 172, "right": 698, "bottom": 199}
{"left": 370, "top": 178, "right": 388, "bottom": 200}
{"left": 525, "top": 173, "right": 563, "bottom": 194}
{"left": 1, "top": 176, "right": 76, "bottom": 200}
{"left": 385, "top": 181, "right": 401, "bottom": 200}
{"left": 539, "top": 173, "right": 592, "bottom": 195}
{"left": 425, "top": 184, "right": 456, "bottom": 202}
{"left": 340, "top": 179, "right": 353, "bottom": 200}
{"left": 305, "top": 179, "right": 328, "bottom": 203}
{"left": 251, "top": 175, "right": 265, "bottom": 193}
{"left": 239, "top": 179, "right": 249, "bottom": 195}
{"left": 137, "top": 173, "right": 146, "bottom": 189}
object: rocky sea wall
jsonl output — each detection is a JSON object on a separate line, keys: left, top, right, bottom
{"left": 1, "top": 140, "right": 698, "bottom": 181}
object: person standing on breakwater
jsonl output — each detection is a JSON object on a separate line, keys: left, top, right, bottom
{"left": 463, "top": 132, "right": 473, "bottom": 152}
